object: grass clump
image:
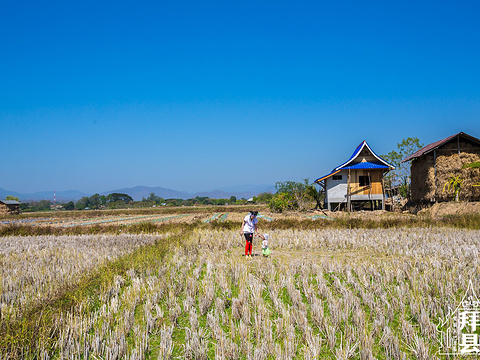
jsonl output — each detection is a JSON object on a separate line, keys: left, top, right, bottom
{"left": 462, "top": 161, "right": 480, "bottom": 169}
{"left": 439, "top": 213, "right": 480, "bottom": 229}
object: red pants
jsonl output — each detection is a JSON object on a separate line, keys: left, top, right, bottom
{"left": 244, "top": 233, "right": 253, "bottom": 255}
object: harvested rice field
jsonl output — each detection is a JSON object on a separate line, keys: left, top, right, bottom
{"left": 0, "top": 213, "right": 196, "bottom": 228}
{"left": 0, "top": 208, "right": 279, "bottom": 230}
{"left": 1, "top": 208, "right": 480, "bottom": 359}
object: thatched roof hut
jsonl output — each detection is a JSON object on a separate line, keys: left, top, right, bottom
{"left": 402, "top": 132, "right": 480, "bottom": 203}
{"left": 0, "top": 200, "right": 21, "bottom": 215}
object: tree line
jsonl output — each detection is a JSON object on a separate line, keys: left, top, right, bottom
{"left": 10, "top": 186, "right": 321, "bottom": 213}
{"left": 12, "top": 192, "right": 263, "bottom": 212}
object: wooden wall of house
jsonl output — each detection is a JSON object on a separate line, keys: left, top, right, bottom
{"left": 410, "top": 153, "right": 435, "bottom": 202}
{"left": 357, "top": 148, "right": 379, "bottom": 163}
{"left": 348, "top": 170, "right": 384, "bottom": 195}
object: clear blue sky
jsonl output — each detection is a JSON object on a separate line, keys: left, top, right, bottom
{"left": 1, "top": 0, "right": 479, "bottom": 194}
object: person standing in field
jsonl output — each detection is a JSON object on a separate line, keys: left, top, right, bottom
{"left": 241, "top": 211, "right": 259, "bottom": 257}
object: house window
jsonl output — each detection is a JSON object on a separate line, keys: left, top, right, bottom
{"left": 359, "top": 176, "right": 370, "bottom": 186}
{"left": 332, "top": 175, "right": 342, "bottom": 180}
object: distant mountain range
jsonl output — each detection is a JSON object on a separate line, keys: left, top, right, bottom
{"left": 0, "top": 184, "right": 275, "bottom": 202}
{"left": 0, "top": 188, "right": 89, "bottom": 202}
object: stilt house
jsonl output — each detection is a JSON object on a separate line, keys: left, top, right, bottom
{"left": 315, "top": 141, "right": 395, "bottom": 211}
{"left": 401, "top": 132, "right": 480, "bottom": 202}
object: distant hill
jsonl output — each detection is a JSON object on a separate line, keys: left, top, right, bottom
{"left": 218, "top": 184, "right": 276, "bottom": 194}
{"left": 0, "top": 184, "right": 276, "bottom": 202}
{"left": 100, "top": 186, "right": 191, "bottom": 201}
{"left": 0, "top": 188, "right": 89, "bottom": 202}
{"left": 103, "top": 185, "right": 275, "bottom": 201}
{"left": 195, "top": 184, "right": 275, "bottom": 200}
{"left": 217, "top": 184, "right": 276, "bottom": 199}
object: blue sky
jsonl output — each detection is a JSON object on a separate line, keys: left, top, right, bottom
{"left": 1, "top": 0, "right": 479, "bottom": 194}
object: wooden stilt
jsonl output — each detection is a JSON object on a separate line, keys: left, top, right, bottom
{"left": 347, "top": 169, "right": 351, "bottom": 212}
{"left": 434, "top": 149, "right": 437, "bottom": 202}
{"left": 368, "top": 171, "right": 373, "bottom": 210}
{"left": 382, "top": 176, "right": 386, "bottom": 210}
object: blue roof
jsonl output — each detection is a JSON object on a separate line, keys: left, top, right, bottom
{"left": 342, "top": 161, "right": 390, "bottom": 170}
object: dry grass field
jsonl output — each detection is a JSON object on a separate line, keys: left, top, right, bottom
{"left": 1, "top": 206, "right": 480, "bottom": 359}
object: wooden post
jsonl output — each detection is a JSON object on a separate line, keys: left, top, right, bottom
{"left": 434, "top": 149, "right": 437, "bottom": 201}
{"left": 382, "top": 175, "right": 386, "bottom": 210}
{"left": 347, "top": 169, "right": 351, "bottom": 212}
{"left": 368, "top": 172, "right": 373, "bottom": 210}
{"left": 457, "top": 134, "right": 461, "bottom": 157}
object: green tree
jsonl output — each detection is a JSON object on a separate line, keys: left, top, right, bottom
{"left": 269, "top": 179, "right": 322, "bottom": 212}
{"left": 270, "top": 193, "right": 294, "bottom": 212}
{"left": 269, "top": 179, "right": 308, "bottom": 212}
{"left": 30, "top": 200, "right": 51, "bottom": 211}
{"left": 194, "top": 196, "right": 213, "bottom": 205}
{"left": 75, "top": 197, "right": 88, "bottom": 210}
{"left": 383, "top": 137, "right": 423, "bottom": 198}
{"left": 89, "top": 193, "right": 101, "bottom": 209}
{"left": 5, "top": 195, "right": 20, "bottom": 202}
{"left": 305, "top": 183, "right": 324, "bottom": 209}
{"left": 253, "top": 192, "right": 273, "bottom": 204}
{"left": 106, "top": 193, "right": 133, "bottom": 203}
{"left": 165, "top": 199, "right": 179, "bottom": 206}
{"left": 229, "top": 195, "right": 237, "bottom": 204}
{"left": 64, "top": 201, "right": 75, "bottom": 210}
{"left": 146, "top": 192, "right": 164, "bottom": 204}
{"left": 20, "top": 202, "right": 30, "bottom": 211}
{"left": 214, "top": 198, "right": 228, "bottom": 205}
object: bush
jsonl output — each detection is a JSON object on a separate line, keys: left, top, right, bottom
{"left": 269, "top": 193, "right": 298, "bottom": 213}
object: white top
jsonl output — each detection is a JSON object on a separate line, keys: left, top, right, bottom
{"left": 243, "top": 214, "right": 258, "bottom": 233}
{"left": 262, "top": 239, "right": 268, "bottom": 249}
